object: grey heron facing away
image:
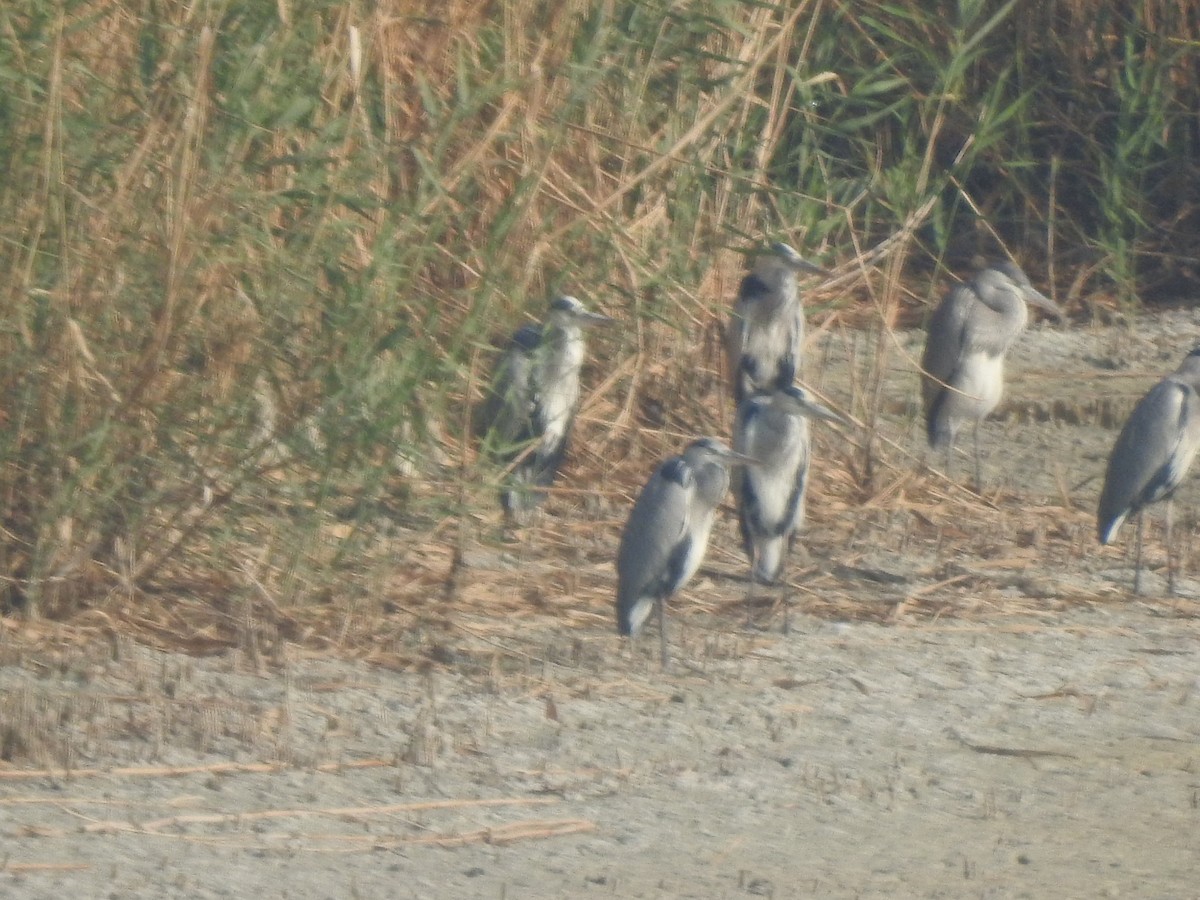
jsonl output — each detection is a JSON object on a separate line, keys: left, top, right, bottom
{"left": 733, "top": 385, "right": 846, "bottom": 591}
{"left": 920, "top": 261, "right": 1063, "bottom": 491}
{"left": 728, "top": 241, "right": 830, "bottom": 405}
{"left": 477, "top": 295, "right": 613, "bottom": 522}
{"left": 1097, "top": 347, "right": 1200, "bottom": 595}
{"left": 616, "top": 437, "right": 754, "bottom": 668}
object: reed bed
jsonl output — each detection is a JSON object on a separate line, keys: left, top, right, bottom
{"left": 0, "top": 0, "right": 1194, "bottom": 642}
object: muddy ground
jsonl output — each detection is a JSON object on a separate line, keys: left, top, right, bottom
{"left": 4, "top": 309, "right": 1200, "bottom": 899}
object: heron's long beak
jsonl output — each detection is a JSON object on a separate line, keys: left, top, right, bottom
{"left": 721, "top": 448, "right": 761, "bottom": 466}
{"left": 771, "top": 241, "right": 831, "bottom": 278}
{"left": 579, "top": 311, "right": 616, "bottom": 327}
{"left": 793, "top": 259, "right": 832, "bottom": 278}
{"left": 794, "top": 397, "right": 847, "bottom": 425}
{"left": 1025, "top": 288, "right": 1065, "bottom": 322}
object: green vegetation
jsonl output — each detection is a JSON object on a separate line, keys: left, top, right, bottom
{"left": 0, "top": 0, "right": 1195, "bottom": 621}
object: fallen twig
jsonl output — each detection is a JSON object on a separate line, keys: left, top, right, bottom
{"left": 947, "top": 728, "right": 1078, "bottom": 759}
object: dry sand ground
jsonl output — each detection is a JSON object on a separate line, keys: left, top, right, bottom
{"left": 4, "top": 309, "right": 1200, "bottom": 899}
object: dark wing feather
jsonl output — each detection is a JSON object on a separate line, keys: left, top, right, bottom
{"left": 736, "top": 466, "right": 756, "bottom": 557}
{"left": 728, "top": 275, "right": 773, "bottom": 398}
{"left": 922, "top": 284, "right": 974, "bottom": 445}
{"left": 777, "top": 466, "right": 808, "bottom": 539}
{"left": 732, "top": 400, "right": 761, "bottom": 555}
{"left": 661, "top": 534, "right": 695, "bottom": 598}
{"left": 477, "top": 325, "right": 542, "bottom": 458}
{"left": 739, "top": 272, "right": 772, "bottom": 302}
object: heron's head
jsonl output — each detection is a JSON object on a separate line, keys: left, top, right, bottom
{"left": 769, "top": 241, "right": 830, "bottom": 277}
{"left": 685, "top": 437, "right": 758, "bottom": 467}
{"left": 776, "top": 384, "right": 847, "bottom": 425}
{"left": 1176, "top": 347, "right": 1200, "bottom": 380}
{"left": 985, "top": 262, "right": 1064, "bottom": 321}
{"left": 548, "top": 295, "right": 614, "bottom": 328}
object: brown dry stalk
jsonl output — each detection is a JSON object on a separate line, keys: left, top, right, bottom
{"left": 947, "top": 728, "right": 1079, "bottom": 759}
{"left": 0, "top": 862, "right": 91, "bottom": 873}
{"left": 75, "top": 797, "right": 559, "bottom": 834}
{"left": 544, "top": 1, "right": 820, "bottom": 247}
{"left": 401, "top": 818, "right": 596, "bottom": 847}
{"left": 0, "top": 757, "right": 393, "bottom": 781}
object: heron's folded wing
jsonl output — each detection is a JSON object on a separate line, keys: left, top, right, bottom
{"left": 617, "top": 458, "right": 694, "bottom": 604}
{"left": 1098, "top": 380, "right": 1198, "bottom": 539}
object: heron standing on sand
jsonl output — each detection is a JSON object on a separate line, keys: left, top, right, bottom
{"left": 921, "top": 261, "right": 1063, "bottom": 490}
{"left": 617, "top": 437, "right": 754, "bottom": 667}
{"left": 1097, "top": 346, "right": 1200, "bottom": 594}
{"left": 733, "top": 385, "right": 845, "bottom": 588}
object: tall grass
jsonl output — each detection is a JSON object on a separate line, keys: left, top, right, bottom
{"left": 0, "top": 0, "right": 1195, "bottom": 621}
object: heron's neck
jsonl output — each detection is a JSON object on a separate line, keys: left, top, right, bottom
{"left": 693, "top": 463, "right": 730, "bottom": 507}
{"left": 754, "top": 278, "right": 798, "bottom": 318}
{"left": 540, "top": 326, "right": 585, "bottom": 373}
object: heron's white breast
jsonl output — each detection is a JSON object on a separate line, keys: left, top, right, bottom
{"left": 679, "top": 507, "right": 718, "bottom": 587}
{"left": 742, "top": 305, "right": 800, "bottom": 364}
{"left": 954, "top": 352, "right": 1005, "bottom": 418}
{"left": 743, "top": 415, "right": 809, "bottom": 526}
{"left": 537, "top": 335, "right": 585, "bottom": 445}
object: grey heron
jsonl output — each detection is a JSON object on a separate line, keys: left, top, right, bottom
{"left": 728, "top": 241, "right": 829, "bottom": 405}
{"left": 616, "top": 437, "right": 753, "bottom": 667}
{"left": 733, "top": 385, "right": 846, "bottom": 591}
{"left": 477, "top": 295, "right": 613, "bottom": 521}
{"left": 1097, "top": 346, "right": 1200, "bottom": 594}
{"left": 920, "top": 261, "right": 1062, "bottom": 490}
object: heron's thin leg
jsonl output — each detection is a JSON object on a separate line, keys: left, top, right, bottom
{"left": 1167, "top": 498, "right": 1177, "bottom": 595}
{"left": 745, "top": 555, "right": 757, "bottom": 629}
{"left": 658, "top": 597, "right": 669, "bottom": 670}
{"left": 1134, "top": 508, "right": 1145, "bottom": 595}
{"left": 781, "top": 582, "right": 791, "bottom": 636}
{"left": 777, "top": 545, "right": 791, "bottom": 635}
{"left": 972, "top": 419, "right": 983, "bottom": 493}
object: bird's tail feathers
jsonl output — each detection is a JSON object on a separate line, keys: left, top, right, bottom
{"left": 617, "top": 595, "right": 655, "bottom": 636}
{"left": 925, "top": 396, "right": 954, "bottom": 450}
{"left": 752, "top": 538, "right": 786, "bottom": 584}
{"left": 1097, "top": 509, "right": 1127, "bottom": 546}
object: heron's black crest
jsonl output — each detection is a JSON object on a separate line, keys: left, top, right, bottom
{"left": 549, "top": 295, "right": 578, "bottom": 313}
{"left": 688, "top": 437, "right": 726, "bottom": 455}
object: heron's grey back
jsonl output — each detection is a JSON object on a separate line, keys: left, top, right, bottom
{"left": 1098, "top": 376, "right": 1200, "bottom": 541}
{"left": 477, "top": 326, "right": 540, "bottom": 449}
{"left": 617, "top": 459, "right": 692, "bottom": 610}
